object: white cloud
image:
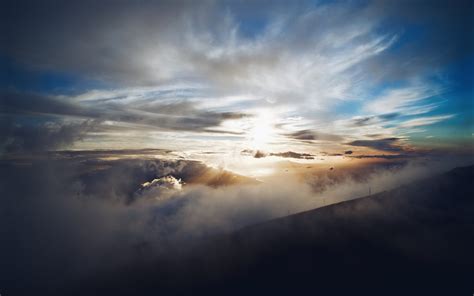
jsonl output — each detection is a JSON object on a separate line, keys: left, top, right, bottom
{"left": 365, "top": 83, "right": 441, "bottom": 114}
{"left": 136, "top": 176, "right": 183, "bottom": 201}
{"left": 399, "top": 114, "right": 454, "bottom": 128}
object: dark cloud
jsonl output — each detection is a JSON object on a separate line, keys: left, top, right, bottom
{"left": 240, "top": 149, "right": 254, "bottom": 156}
{"left": 287, "top": 129, "right": 344, "bottom": 142}
{"left": 0, "top": 118, "right": 98, "bottom": 153}
{"left": 241, "top": 149, "right": 315, "bottom": 160}
{"left": 134, "top": 100, "right": 248, "bottom": 121}
{"left": 346, "top": 137, "right": 405, "bottom": 152}
{"left": 0, "top": 91, "right": 97, "bottom": 117}
{"left": 270, "top": 151, "right": 315, "bottom": 160}
{"left": 378, "top": 113, "right": 400, "bottom": 121}
{"left": 90, "top": 100, "right": 249, "bottom": 133}
{"left": 344, "top": 150, "right": 353, "bottom": 155}
{"left": 319, "top": 151, "right": 342, "bottom": 157}
{"left": 351, "top": 116, "right": 375, "bottom": 127}
{"left": 348, "top": 154, "right": 414, "bottom": 160}
{"left": 240, "top": 149, "right": 267, "bottom": 158}
{"left": 0, "top": 91, "right": 249, "bottom": 150}
{"left": 350, "top": 113, "right": 400, "bottom": 127}
{"left": 134, "top": 101, "right": 198, "bottom": 116}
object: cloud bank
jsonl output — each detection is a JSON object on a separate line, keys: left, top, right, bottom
{"left": 2, "top": 152, "right": 467, "bottom": 273}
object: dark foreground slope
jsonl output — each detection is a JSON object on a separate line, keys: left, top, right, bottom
{"left": 78, "top": 165, "right": 474, "bottom": 296}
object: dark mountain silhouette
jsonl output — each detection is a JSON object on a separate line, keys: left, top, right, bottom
{"left": 76, "top": 165, "right": 474, "bottom": 295}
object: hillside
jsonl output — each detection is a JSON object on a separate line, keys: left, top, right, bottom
{"left": 74, "top": 165, "right": 474, "bottom": 295}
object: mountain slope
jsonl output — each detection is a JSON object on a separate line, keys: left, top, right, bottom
{"left": 79, "top": 165, "right": 474, "bottom": 295}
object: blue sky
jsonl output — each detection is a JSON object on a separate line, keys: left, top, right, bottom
{"left": 1, "top": 0, "right": 473, "bottom": 159}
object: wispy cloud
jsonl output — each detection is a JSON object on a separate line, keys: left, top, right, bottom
{"left": 1, "top": 0, "right": 470, "bottom": 153}
{"left": 365, "top": 84, "right": 441, "bottom": 115}
{"left": 399, "top": 115, "right": 455, "bottom": 128}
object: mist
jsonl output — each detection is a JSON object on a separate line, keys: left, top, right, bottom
{"left": 1, "top": 150, "right": 469, "bottom": 292}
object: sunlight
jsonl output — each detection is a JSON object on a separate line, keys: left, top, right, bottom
{"left": 247, "top": 113, "right": 277, "bottom": 150}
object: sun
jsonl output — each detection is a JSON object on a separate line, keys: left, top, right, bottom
{"left": 247, "top": 113, "right": 276, "bottom": 150}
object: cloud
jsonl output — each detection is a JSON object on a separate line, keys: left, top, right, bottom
{"left": 1, "top": 149, "right": 470, "bottom": 292}
{"left": 0, "top": 91, "right": 98, "bottom": 118}
{"left": 0, "top": 91, "right": 249, "bottom": 151}
{"left": 399, "top": 114, "right": 454, "bottom": 128}
{"left": 348, "top": 154, "right": 413, "bottom": 159}
{"left": 0, "top": 118, "right": 98, "bottom": 153}
{"left": 1, "top": 0, "right": 397, "bottom": 109}
{"left": 5, "top": 0, "right": 468, "bottom": 90}
{"left": 349, "top": 113, "right": 400, "bottom": 127}
{"left": 287, "top": 129, "right": 344, "bottom": 142}
{"left": 135, "top": 176, "right": 183, "bottom": 201}
{"left": 241, "top": 149, "right": 315, "bottom": 160}
{"left": 346, "top": 137, "right": 406, "bottom": 152}
{"left": 270, "top": 151, "right": 315, "bottom": 160}
{"left": 365, "top": 84, "right": 442, "bottom": 115}
{"left": 1, "top": 0, "right": 470, "bottom": 152}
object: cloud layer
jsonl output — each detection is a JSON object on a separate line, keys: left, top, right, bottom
{"left": 2, "top": 0, "right": 471, "bottom": 153}
{"left": 1, "top": 150, "right": 467, "bottom": 289}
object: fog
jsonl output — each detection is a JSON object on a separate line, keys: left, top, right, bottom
{"left": 0, "top": 151, "right": 470, "bottom": 290}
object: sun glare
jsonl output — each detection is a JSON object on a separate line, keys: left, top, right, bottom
{"left": 247, "top": 113, "right": 276, "bottom": 150}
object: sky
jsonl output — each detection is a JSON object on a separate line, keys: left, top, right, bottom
{"left": 1, "top": 0, "right": 473, "bottom": 170}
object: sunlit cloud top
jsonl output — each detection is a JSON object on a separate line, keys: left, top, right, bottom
{"left": 1, "top": 0, "right": 473, "bottom": 159}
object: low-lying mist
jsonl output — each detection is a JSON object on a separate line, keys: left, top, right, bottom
{"left": 0, "top": 151, "right": 469, "bottom": 289}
